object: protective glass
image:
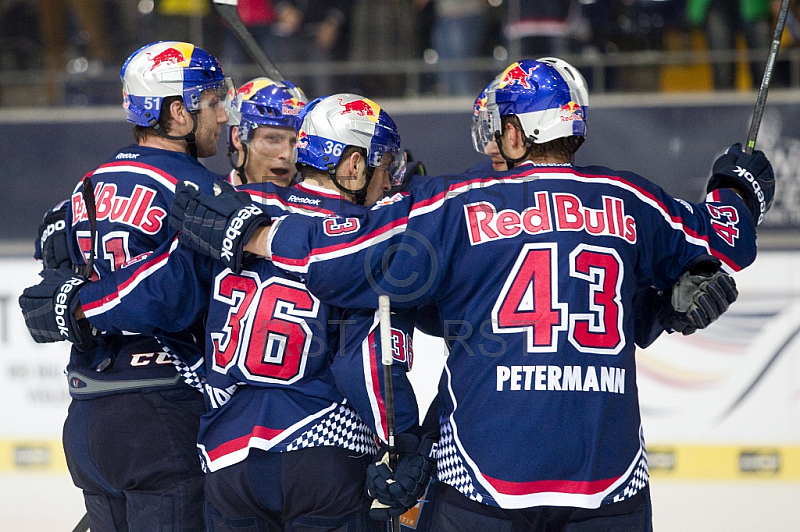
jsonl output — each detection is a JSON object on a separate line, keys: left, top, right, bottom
{"left": 372, "top": 148, "right": 407, "bottom": 186}
{"left": 195, "top": 77, "right": 236, "bottom": 117}
{"left": 472, "top": 107, "right": 498, "bottom": 154}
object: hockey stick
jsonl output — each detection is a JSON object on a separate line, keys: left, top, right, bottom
{"left": 745, "top": 0, "right": 791, "bottom": 154}
{"left": 378, "top": 295, "right": 401, "bottom": 532}
{"left": 82, "top": 176, "right": 97, "bottom": 279}
{"left": 71, "top": 512, "right": 89, "bottom": 532}
{"left": 213, "top": 0, "right": 283, "bottom": 81}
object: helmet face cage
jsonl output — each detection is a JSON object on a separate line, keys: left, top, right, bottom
{"left": 231, "top": 78, "right": 307, "bottom": 145}
{"left": 295, "top": 94, "right": 406, "bottom": 185}
{"left": 488, "top": 59, "right": 588, "bottom": 145}
{"left": 472, "top": 75, "right": 502, "bottom": 154}
{"left": 121, "top": 41, "right": 234, "bottom": 127}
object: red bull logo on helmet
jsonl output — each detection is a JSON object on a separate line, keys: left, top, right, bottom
{"left": 237, "top": 77, "right": 276, "bottom": 101}
{"left": 283, "top": 98, "right": 305, "bottom": 116}
{"left": 499, "top": 63, "right": 535, "bottom": 90}
{"left": 473, "top": 95, "right": 488, "bottom": 117}
{"left": 296, "top": 130, "right": 309, "bottom": 149}
{"left": 145, "top": 43, "right": 194, "bottom": 72}
{"left": 559, "top": 101, "right": 584, "bottom": 122}
{"left": 337, "top": 97, "right": 380, "bottom": 122}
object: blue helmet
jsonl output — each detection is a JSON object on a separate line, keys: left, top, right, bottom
{"left": 231, "top": 77, "right": 307, "bottom": 144}
{"left": 295, "top": 94, "right": 406, "bottom": 186}
{"left": 121, "top": 41, "right": 234, "bottom": 127}
{"left": 483, "top": 58, "right": 588, "bottom": 146}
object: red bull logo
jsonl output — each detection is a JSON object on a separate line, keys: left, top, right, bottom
{"left": 238, "top": 81, "right": 256, "bottom": 98}
{"left": 296, "top": 130, "right": 309, "bottom": 149}
{"left": 147, "top": 47, "right": 187, "bottom": 72}
{"left": 338, "top": 97, "right": 378, "bottom": 119}
{"left": 500, "top": 64, "right": 535, "bottom": 89}
{"left": 559, "top": 101, "right": 583, "bottom": 122}
{"left": 282, "top": 98, "right": 305, "bottom": 116}
{"left": 473, "top": 95, "right": 488, "bottom": 117}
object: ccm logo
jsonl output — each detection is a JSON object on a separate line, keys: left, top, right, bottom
{"left": 222, "top": 205, "right": 264, "bottom": 261}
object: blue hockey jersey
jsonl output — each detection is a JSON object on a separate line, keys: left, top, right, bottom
{"left": 265, "top": 161, "right": 758, "bottom": 509}
{"left": 78, "top": 181, "right": 420, "bottom": 472}
{"left": 62, "top": 144, "right": 222, "bottom": 398}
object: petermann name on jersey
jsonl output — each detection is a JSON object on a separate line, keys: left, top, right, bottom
{"left": 496, "top": 364, "right": 625, "bottom": 394}
{"left": 464, "top": 192, "right": 636, "bottom": 246}
{"left": 72, "top": 183, "right": 167, "bottom": 234}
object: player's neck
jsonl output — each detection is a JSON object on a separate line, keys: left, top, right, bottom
{"left": 138, "top": 134, "right": 190, "bottom": 155}
{"left": 301, "top": 177, "right": 354, "bottom": 203}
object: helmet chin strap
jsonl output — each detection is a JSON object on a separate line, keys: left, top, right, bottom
{"left": 327, "top": 163, "right": 373, "bottom": 206}
{"left": 228, "top": 142, "right": 248, "bottom": 184}
{"left": 152, "top": 113, "right": 200, "bottom": 159}
{"left": 495, "top": 130, "right": 533, "bottom": 169}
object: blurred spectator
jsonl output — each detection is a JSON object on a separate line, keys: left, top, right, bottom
{"left": 220, "top": 0, "right": 278, "bottom": 68}
{"left": 220, "top": 0, "right": 350, "bottom": 98}
{"left": 687, "top": 0, "right": 772, "bottom": 89}
{"left": 503, "top": 0, "right": 589, "bottom": 59}
{"left": 421, "top": 0, "right": 490, "bottom": 96}
{"left": 36, "top": 0, "right": 113, "bottom": 105}
{"left": 349, "top": 0, "right": 419, "bottom": 98}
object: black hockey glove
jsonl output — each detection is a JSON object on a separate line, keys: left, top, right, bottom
{"left": 171, "top": 180, "right": 270, "bottom": 273}
{"left": 18, "top": 267, "right": 96, "bottom": 351}
{"left": 706, "top": 142, "right": 775, "bottom": 225}
{"left": 37, "top": 207, "right": 72, "bottom": 270}
{"left": 366, "top": 433, "right": 436, "bottom": 521}
{"left": 658, "top": 256, "right": 738, "bottom": 335}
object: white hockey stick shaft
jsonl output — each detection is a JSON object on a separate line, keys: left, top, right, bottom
{"left": 378, "top": 295, "right": 401, "bottom": 532}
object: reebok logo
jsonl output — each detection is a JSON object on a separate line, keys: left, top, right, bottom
{"left": 40, "top": 219, "right": 65, "bottom": 245}
{"left": 288, "top": 195, "right": 321, "bottom": 206}
{"left": 734, "top": 165, "right": 767, "bottom": 224}
{"left": 222, "top": 205, "right": 263, "bottom": 261}
{"left": 54, "top": 277, "right": 84, "bottom": 339}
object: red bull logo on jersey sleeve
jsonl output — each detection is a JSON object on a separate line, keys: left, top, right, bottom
{"left": 498, "top": 63, "right": 535, "bottom": 89}
{"left": 337, "top": 97, "right": 380, "bottom": 122}
{"left": 146, "top": 43, "right": 194, "bottom": 72}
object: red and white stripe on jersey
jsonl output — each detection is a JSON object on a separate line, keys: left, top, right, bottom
{"left": 270, "top": 165, "right": 747, "bottom": 274}
{"left": 82, "top": 238, "right": 178, "bottom": 317}
{"left": 80, "top": 161, "right": 180, "bottom": 192}
{"left": 198, "top": 402, "right": 341, "bottom": 471}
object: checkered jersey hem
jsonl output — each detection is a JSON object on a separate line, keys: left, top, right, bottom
{"left": 436, "top": 417, "right": 484, "bottom": 504}
{"left": 605, "top": 449, "right": 649, "bottom": 504}
{"left": 285, "top": 404, "right": 379, "bottom": 455}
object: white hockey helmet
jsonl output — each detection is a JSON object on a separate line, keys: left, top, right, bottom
{"left": 121, "top": 41, "right": 234, "bottom": 127}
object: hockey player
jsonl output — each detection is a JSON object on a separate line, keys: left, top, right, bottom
{"left": 226, "top": 77, "right": 307, "bottom": 186}
{"left": 25, "top": 41, "right": 233, "bottom": 531}
{"left": 165, "top": 59, "right": 769, "bottom": 530}
{"left": 20, "top": 94, "right": 434, "bottom": 530}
